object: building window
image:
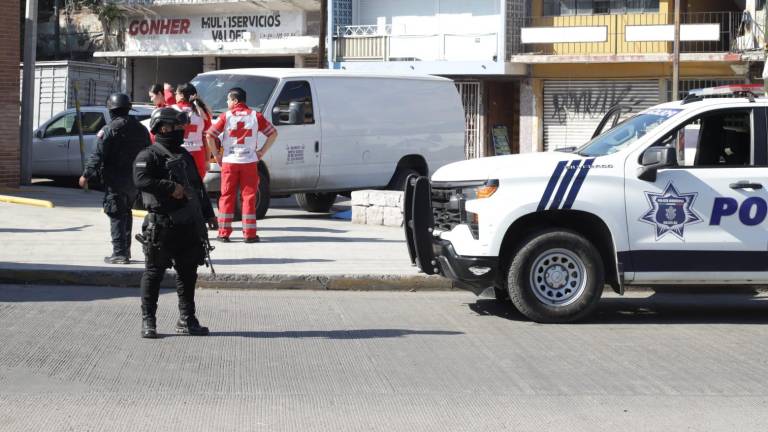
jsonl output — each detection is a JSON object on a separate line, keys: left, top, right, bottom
{"left": 542, "top": 0, "right": 659, "bottom": 16}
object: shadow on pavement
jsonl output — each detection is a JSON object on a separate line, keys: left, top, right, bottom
{"left": 211, "top": 258, "right": 334, "bottom": 265}
{"left": 468, "top": 290, "right": 768, "bottom": 324}
{"left": 0, "top": 284, "right": 142, "bottom": 302}
{"left": 0, "top": 224, "right": 92, "bottom": 233}
{"left": 261, "top": 236, "right": 401, "bottom": 244}
{"left": 199, "top": 329, "right": 464, "bottom": 339}
{"left": 256, "top": 227, "right": 348, "bottom": 234}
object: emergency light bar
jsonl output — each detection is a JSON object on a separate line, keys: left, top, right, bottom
{"left": 687, "top": 84, "right": 766, "bottom": 97}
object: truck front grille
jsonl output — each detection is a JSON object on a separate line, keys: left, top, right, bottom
{"left": 431, "top": 187, "right": 461, "bottom": 232}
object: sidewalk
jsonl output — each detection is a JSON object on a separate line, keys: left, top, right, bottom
{"left": 0, "top": 184, "right": 451, "bottom": 290}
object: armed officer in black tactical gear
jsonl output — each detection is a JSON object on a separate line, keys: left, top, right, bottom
{"left": 80, "top": 93, "right": 150, "bottom": 264}
{"left": 134, "top": 107, "right": 217, "bottom": 339}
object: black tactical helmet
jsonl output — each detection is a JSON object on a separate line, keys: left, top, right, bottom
{"left": 149, "top": 107, "right": 190, "bottom": 134}
{"left": 106, "top": 93, "right": 132, "bottom": 111}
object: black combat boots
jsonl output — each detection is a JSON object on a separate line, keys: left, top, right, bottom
{"left": 141, "top": 305, "right": 158, "bottom": 339}
{"left": 175, "top": 315, "right": 209, "bottom": 336}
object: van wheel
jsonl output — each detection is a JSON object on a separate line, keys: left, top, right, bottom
{"left": 225, "top": 169, "right": 271, "bottom": 221}
{"left": 256, "top": 171, "right": 270, "bottom": 220}
{"left": 295, "top": 192, "right": 336, "bottom": 213}
{"left": 389, "top": 168, "right": 420, "bottom": 191}
{"left": 507, "top": 229, "right": 604, "bottom": 323}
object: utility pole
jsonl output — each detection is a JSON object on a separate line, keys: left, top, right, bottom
{"left": 672, "top": 0, "right": 681, "bottom": 100}
{"left": 20, "top": 0, "right": 39, "bottom": 185}
{"left": 318, "top": 0, "right": 328, "bottom": 68}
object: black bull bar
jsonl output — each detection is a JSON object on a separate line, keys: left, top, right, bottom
{"left": 404, "top": 175, "right": 499, "bottom": 295}
{"left": 404, "top": 175, "right": 439, "bottom": 275}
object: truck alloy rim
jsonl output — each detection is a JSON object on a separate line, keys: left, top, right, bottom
{"left": 529, "top": 248, "right": 587, "bottom": 306}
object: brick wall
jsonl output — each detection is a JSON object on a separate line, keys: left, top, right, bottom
{"left": 0, "top": 0, "right": 20, "bottom": 187}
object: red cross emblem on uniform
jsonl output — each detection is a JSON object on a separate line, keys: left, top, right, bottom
{"left": 184, "top": 123, "right": 198, "bottom": 139}
{"left": 229, "top": 121, "right": 253, "bottom": 145}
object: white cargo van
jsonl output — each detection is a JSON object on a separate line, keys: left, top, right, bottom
{"left": 190, "top": 69, "right": 465, "bottom": 218}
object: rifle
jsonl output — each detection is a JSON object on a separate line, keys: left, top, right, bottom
{"left": 156, "top": 146, "right": 216, "bottom": 275}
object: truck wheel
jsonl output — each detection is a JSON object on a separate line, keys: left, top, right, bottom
{"left": 295, "top": 192, "right": 336, "bottom": 213}
{"left": 507, "top": 229, "right": 604, "bottom": 323}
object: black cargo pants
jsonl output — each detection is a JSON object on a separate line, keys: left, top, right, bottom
{"left": 103, "top": 190, "right": 137, "bottom": 258}
{"left": 139, "top": 214, "right": 205, "bottom": 316}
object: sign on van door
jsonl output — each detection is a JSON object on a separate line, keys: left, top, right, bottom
{"left": 264, "top": 80, "right": 321, "bottom": 191}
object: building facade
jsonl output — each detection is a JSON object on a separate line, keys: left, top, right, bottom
{"left": 330, "top": 0, "right": 527, "bottom": 158}
{"left": 97, "top": 0, "right": 322, "bottom": 104}
{"left": 514, "top": 0, "right": 764, "bottom": 152}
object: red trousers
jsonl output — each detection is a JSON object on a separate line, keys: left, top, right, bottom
{"left": 218, "top": 162, "right": 259, "bottom": 239}
{"left": 189, "top": 149, "right": 207, "bottom": 181}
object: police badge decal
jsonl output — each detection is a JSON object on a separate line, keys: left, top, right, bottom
{"left": 639, "top": 182, "right": 702, "bottom": 240}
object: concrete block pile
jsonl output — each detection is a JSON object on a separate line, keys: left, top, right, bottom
{"left": 351, "top": 190, "right": 404, "bottom": 227}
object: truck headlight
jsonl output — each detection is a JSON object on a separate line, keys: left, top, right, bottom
{"left": 458, "top": 180, "right": 498, "bottom": 239}
{"left": 458, "top": 180, "right": 499, "bottom": 201}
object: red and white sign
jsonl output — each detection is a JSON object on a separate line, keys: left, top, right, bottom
{"left": 125, "top": 12, "right": 305, "bottom": 52}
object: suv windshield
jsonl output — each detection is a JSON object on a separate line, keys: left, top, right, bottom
{"left": 190, "top": 74, "right": 278, "bottom": 115}
{"left": 577, "top": 108, "right": 682, "bottom": 157}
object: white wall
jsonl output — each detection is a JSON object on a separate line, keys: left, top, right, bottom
{"left": 353, "top": 0, "right": 501, "bottom": 61}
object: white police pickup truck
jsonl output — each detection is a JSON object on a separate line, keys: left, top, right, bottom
{"left": 405, "top": 85, "right": 768, "bottom": 323}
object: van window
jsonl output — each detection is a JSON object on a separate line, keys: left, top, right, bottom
{"left": 191, "top": 74, "right": 278, "bottom": 115}
{"left": 274, "top": 81, "right": 315, "bottom": 125}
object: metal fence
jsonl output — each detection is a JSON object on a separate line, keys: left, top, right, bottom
{"left": 515, "top": 11, "right": 741, "bottom": 56}
{"left": 455, "top": 81, "right": 483, "bottom": 159}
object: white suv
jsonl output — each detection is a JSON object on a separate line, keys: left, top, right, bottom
{"left": 405, "top": 85, "right": 768, "bottom": 323}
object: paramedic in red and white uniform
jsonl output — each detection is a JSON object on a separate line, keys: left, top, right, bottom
{"left": 206, "top": 87, "right": 278, "bottom": 243}
{"left": 173, "top": 83, "right": 212, "bottom": 180}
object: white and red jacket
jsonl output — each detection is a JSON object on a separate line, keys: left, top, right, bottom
{"left": 173, "top": 101, "right": 210, "bottom": 153}
{"left": 207, "top": 102, "right": 276, "bottom": 164}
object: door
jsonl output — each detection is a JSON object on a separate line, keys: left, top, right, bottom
{"left": 33, "top": 111, "right": 77, "bottom": 176}
{"left": 624, "top": 107, "right": 768, "bottom": 282}
{"left": 264, "top": 79, "right": 321, "bottom": 192}
{"left": 67, "top": 110, "right": 107, "bottom": 175}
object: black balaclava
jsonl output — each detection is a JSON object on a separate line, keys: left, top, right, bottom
{"left": 154, "top": 123, "right": 185, "bottom": 150}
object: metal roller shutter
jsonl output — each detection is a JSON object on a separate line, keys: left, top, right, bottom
{"left": 543, "top": 80, "right": 661, "bottom": 151}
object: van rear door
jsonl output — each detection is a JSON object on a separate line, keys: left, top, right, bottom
{"left": 263, "top": 79, "right": 321, "bottom": 192}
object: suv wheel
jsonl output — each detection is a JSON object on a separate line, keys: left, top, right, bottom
{"left": 507, "top": 229, "right": 604, "bottom": 323}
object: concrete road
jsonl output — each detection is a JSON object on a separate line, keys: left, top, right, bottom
{"left": 1, "top": 285, "right": 768, "bottom": 432}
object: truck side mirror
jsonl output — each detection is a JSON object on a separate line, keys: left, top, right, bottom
{"left": 34, "top": 129, "right": 42, "bottom": 139}
{"left": 287, "top": 101, "right": 304, "bottom": 125}
{"left": 637, "top": 146, "right": 676, "bottom": 182}
{"left": 272, "top": 106, "right": 282, "bottom": 125}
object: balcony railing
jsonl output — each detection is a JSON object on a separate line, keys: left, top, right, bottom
{"left": 333, "top": 25, "right": 498, "bottom": 62}
{"left": 514, "top": 11, "right": 743, "bottom": 56}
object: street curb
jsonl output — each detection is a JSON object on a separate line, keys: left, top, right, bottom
{"left": 0, "top": 267, "right": 456, "bottom": 291}
{"left": 0, "top": 195, "right": 55, "bottom": 208}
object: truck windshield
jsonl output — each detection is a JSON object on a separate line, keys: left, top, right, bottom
{"left": 577, "top": 109, "right": 681, "bottom": 157}
{"left": 190, "top": 74, "right": 278, "bottom": 115}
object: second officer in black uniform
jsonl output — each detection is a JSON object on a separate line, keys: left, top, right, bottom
{"left": 80, "top": 93, "right": 150, "bottom": 264}
{"left": 134, "top": 108, "right": 217, "bottom": 339}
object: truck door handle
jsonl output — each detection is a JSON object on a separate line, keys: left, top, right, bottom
{"left": 730, "top": 181, "right": 763, "bottom": 190}
{"left": 314, "top": 141, "right": 319, "bottom": 153}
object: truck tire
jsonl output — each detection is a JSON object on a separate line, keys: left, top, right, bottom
{"left": 295, "top": 192, "right": 336, "bottom": 213}
{"left": 507, "top": 229, "right": 604, "bottom": 323}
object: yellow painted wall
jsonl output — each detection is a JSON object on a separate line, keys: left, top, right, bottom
{"left": 532, "top": 62, "right": 743, "bottom": 79}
